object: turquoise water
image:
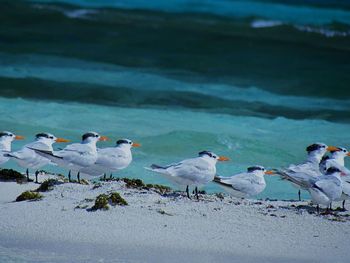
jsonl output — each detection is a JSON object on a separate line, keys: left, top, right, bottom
{"left": 1, "top": 0, "right": 350, "bottom": 200}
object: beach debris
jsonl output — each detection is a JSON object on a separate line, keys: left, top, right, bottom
{"left": 91, "top": 194, "right": 110, "bottom": 211}
{"left": 215, "top": 192, "right": 225, "bottom": 200}
{"left": 90, "top": 192, "right": 128, "bottom": 211}
{"left": 156, "top": 209, "right": 173, "bottom": 216}
{"left": 36, "top": 179, "right": 63, "bottom": 192}
{"left": 0, "top": 169, "right": 31, "bottom": 183}
{"left": 16, "top": 191, "right": 42, "bottom": 202}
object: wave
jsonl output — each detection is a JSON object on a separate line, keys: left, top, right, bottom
{"left": 31, "top": 0, "right": 350, "bottom": 26}
{"left": 1, "top": 53, "right": 350, "bottom": 114}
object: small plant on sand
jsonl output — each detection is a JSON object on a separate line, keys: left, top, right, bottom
{"left": 0, "top": 169, "right": 29, "bottom": 183}
{"left": 89, "top": 192, "right": 128, "bottom": 211}
{"left": 145, "top": 184, "right": 172, "bottom": 195}
{"left": 16, "top": 191, "right": 43, "bottom": 202}
{"left": 91, "top": 194, "right": 110, "bottom": 211}
{"left": 123, "top": 178, "right": 145, "bottom": 188}
{"left": 109, "top": 192, "right": 128, "bottom": 206}
{"left": 36, "top": 179, "right": 62, "bottom": 192}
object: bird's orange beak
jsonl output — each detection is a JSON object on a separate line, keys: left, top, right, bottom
{"left": 265, "top": 170, "right": 275, "bottom": 175}
{"left": 55, "top": 137, "right": 70, "bottom": 143}
{"left": 218, "top": 156, "right": 229, "bottom": 161}
{"left": 14, "top": 135, "right": 24, "bottom": 140}
{"left": 99, "top": 136, "right": 109, "bottom": 141}
{"left": 132, "top": 142, "right": 141, "bottom": 147}
{"left": 347, "top": 152, "right": 350, "bottom": 157}
{"left": 327, "top": 146, "right": 340, "bottom": 151}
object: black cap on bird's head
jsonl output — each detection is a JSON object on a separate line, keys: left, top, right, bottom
{"left": 116, "top": 139, "right": 141, "bottom": 147}
{"left": 326, "top": 167, "right": 341, "bottom": 175}
{"left": 82, "top": 132, "right": 108, "bottom": 142}
{"left": 36, "top": 133, "right": 53, "bottom": 139}
{"left": 198, "top": 151, "right": 229, "bottom": 161}
{"left": 0, "top": 131, "right": 24, "bottom": 140}
{"left": 306, "top": 143, "right": 326, "bottom": 153}
{"left": 247, "top": 166, "right": 265, "bottom": 173}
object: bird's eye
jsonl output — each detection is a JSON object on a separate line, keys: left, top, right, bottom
{"left": 95, "top": 135, "right": 98, "bottom": 137}
{"left": 343, "top": 150, "right": 346, "bottom": 153}
{"left": 49, "top": 136, "right": 54, "bottom": 139}
{"left": 10, "top": 134, "right": 13, "bottom": 137}
{"left": 213, "top": 155, "right": 217, "bottom": 159}
{"left": 322, "top": 145, "right": 325, "bottom": 148}
{"left": 129, "top": 142, "right": 132, "bottom": 144}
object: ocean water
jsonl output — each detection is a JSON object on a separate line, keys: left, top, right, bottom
{"left": 1, "top": 0, "right": 350, "bottom": 200}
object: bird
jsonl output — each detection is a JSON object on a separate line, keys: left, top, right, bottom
{"left": 277, "top": 143, "right": 339, "bottom": 201}
{"left": 145, "top": 150, "right": 229, "bottom": 199}
{"left": 0, "top": 131, "right": 24, "bottom": 166}
{"left": 319, "top": 147, "right": 350, "bottom": 210}
{"left": 213, "top": 165, "right": 275, "bottom": 198}
{"left": 7, "top": 133, "right": 69, "bottom": 182}
{"left": 80, "top": 138, "right": 141, "bottom": 178}
{"left": 32, "top": 132, "right": 108, "bottom": 182}
{"left": 307, "top": 167, "right": 343, "bottom": 213}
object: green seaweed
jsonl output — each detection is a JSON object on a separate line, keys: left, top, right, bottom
{"left": 16, "top": 191, "right": 42, "bottom": 202}
{"left": 91, "top": 194, "right": 110, "bottom": 211}
{"left": 36, "top": 179, "right": 62, "bottom": 192}
{"left": 0, "top": 168, "right": 29, "bottom": 183}
{"left": 109, "top": 192, "right": 128, "bottom": 206}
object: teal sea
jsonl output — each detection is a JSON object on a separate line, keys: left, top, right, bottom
{"left": 1, "top": 0, "right": 350, "bottom": 200}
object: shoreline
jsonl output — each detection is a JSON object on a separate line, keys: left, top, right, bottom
{"left": 0, "top": 173, "right": 349, "bottom": 262}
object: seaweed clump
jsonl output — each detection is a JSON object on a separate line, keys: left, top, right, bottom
{"left": 90, "top": 192, "right": 128, "bottom": 211}
{"left": 16, "top": 191, "right": 42, "bottom": 202}
{"left": 145, "top": 184, "right": 172, "bottom": 195}
{"left": 91, "top": 194, "right": 110, "bottom": 211}
{"left": 36, "top": 179, "right": 63, "bottom": 192}
{"left": 0, "top": 169, "right": 29, "bottom": 183}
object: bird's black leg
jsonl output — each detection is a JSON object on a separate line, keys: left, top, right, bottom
{"left": 298, "top": 190, "right": 301, "bottom": 201}
{"left": 77, "top": 172, "right": 80, "bottom": 183}
{"left": 195, "top": 187, "right": 199, "bottom": 200}
{"left": 103, "top": 173, "right": 106, "bottom": 180}
{"left": 109, "top": 173, "right": 113, "bottom": 179}
{"left": 342, "top": 200, "right": 346, "bottom": 211}
{"left": 329, "top": 202, "right": 332, "bottom": 211}
{"left": 68, "top": 170, "right": 71, "bottom": 182}
{"left": 35, "top": 170, "right": 39, "bottom": 184}
{"left": 26, "top": 168, "right": 29, "bottom": 180}
{"left": 316, "top": 205, "right": 320, "bottom": 214}
{"left": 186, "top": 185, "right": 191, "bottom": 199}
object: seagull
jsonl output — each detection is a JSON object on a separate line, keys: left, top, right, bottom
{"left": 307, "top": 167, "right": 343, "bottom": 213}
{"left": 0, "top": 131, "right": 24, "bottom": 166}
{"left": 80, "top": 138, "right": 141, "bottom": 178}
{"left": 319, "top": 147, "right": 350, "bottom": 210}
{"left": 32, "top": 132, "right": 108, "bottom": 182}
{"left": 213, "top": 166, "right": 275, "bottom": 198}
{"left": 7, "top": 133, "right": 69, "bottom": 182}
{"left": 145, "top": 150, "right": 229, "bottom": 199}
{"left": 277, "top": 143, "right": 339, "bottom": 201}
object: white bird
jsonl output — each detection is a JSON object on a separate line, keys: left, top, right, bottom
{"left": 145, "top": 150, "right": 229, "bottom": 199}
{"left": 80, "top": 138, "right": 141, "bottom": 178}
{"left": 7, "top": 132, "right": 69, "bottom": 182}
{"left": 319, "top": 147, "right": 350, "bottom": 210}
{"left": 277, "top": 143, "right": 339, "bottom": 201}
{"left": 307, "top": 167, "right": 343, "bottom": 213}
{"left": 32, "top": 132, "right": 108, "bottom": 182}
{"left": 213, "top": 166, "right": 275, "bottom": 198}
{"left": 0, "top": 131, "right": 24, "bottom": 166}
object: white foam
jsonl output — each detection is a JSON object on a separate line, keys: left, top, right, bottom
{"left": 251, "top": 19, "right": 283, "bottom": 28}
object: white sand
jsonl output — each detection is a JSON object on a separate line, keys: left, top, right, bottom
{"left": 0, "top": 175, "right": 349, "bottom": 263}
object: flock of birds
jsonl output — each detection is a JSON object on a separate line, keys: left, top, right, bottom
{"left": 0, "top": 131, "right": 349, "bottom": 213}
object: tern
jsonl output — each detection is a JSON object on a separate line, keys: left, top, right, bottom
{"left": 319, "top": 147, "right": 350, "bottom": 210}
{"left": 32, "top": 132, "right": 108, "bottom": 182}
{"left": 277, "top": 143, "right": 339, "bottom": 201}
{"left": 7, "top": 133, "right": 69, "bottom": 182}
{"left": 0, "top": 131, "right": 24, "bottom": 166}
{"left": 213, "top": 166, "right": 275, "bottom": 198}
{"left": 145, "top": 150, "right": 229, "bottom": 199}
{"left": 80, "top": 138, "right": 141, "bottom": 178}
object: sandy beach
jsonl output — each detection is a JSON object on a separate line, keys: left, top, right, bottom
{"left": 0, "top": 174, "right": 349, "bottom": 263}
